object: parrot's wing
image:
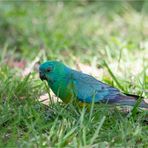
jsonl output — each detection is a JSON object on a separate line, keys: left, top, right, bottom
{"left": 71, "top": 71, "right": 121, "bottom": 103}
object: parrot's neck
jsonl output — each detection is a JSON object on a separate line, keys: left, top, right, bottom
{"left": 48, "top": 68, "right": 76, "bottom": 103}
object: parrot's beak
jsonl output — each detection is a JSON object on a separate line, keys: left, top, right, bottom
{"left": 39, "top": 72, "right": 46, "bottom": 81}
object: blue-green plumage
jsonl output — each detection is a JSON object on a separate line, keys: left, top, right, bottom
{"left": 39, "top": 61, "right": 148, "bottom": 108}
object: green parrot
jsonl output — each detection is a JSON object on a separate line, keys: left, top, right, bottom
{"left": 39, "top": 61, "right": 148, "bottom": 108}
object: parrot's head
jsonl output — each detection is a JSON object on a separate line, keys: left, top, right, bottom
{"left": 39, "top": 61, "right": 68, "bottom": 84}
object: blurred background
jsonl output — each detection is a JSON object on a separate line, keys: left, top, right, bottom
{"left": 0, "top": 1, "right": 148, "bottom": 147}
{"left": 0, "top": 0, "right": 148, "bottom": 93}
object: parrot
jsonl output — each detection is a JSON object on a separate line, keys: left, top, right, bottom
{"left": 39, "top": 61, "right": 148, "bottom": 108}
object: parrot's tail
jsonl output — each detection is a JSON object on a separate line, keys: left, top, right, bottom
{"left": 111, "top": 94, "right": 148, "bottom": 108}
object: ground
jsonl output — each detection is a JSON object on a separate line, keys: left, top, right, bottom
{"left": 0, "top": 1, "right": 148, "bottom": 147}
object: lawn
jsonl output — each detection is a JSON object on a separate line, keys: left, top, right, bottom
{"left": 0, "top": 1, "right": 148, "bottom": 147}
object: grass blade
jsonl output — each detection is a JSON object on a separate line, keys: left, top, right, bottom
{"left": 90, "top": 116, "right": 106, "bottom": 145}
{"left": 103, "top": 61, "right": 124, "bottom": 91}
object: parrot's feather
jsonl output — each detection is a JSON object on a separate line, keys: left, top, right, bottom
{"left": 71, "top": 70, "right": 120, "bottom": 102}
{"left": 112, "top": 94, "right": 148, "bottom": 108}
{"left": 123, "top": 93, "right": 144, "bottom": 99}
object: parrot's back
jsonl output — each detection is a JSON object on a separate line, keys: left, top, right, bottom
{"left": 69, "top": 69, "right": 148, "bottom": 108}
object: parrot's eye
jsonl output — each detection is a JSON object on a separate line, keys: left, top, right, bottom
{"left": 46, "top": 67, "right": 52, "bottom": 72}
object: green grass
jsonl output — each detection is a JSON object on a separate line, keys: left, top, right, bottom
{"left": 0, "top": 1, "right": 148, "bottom": 147}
